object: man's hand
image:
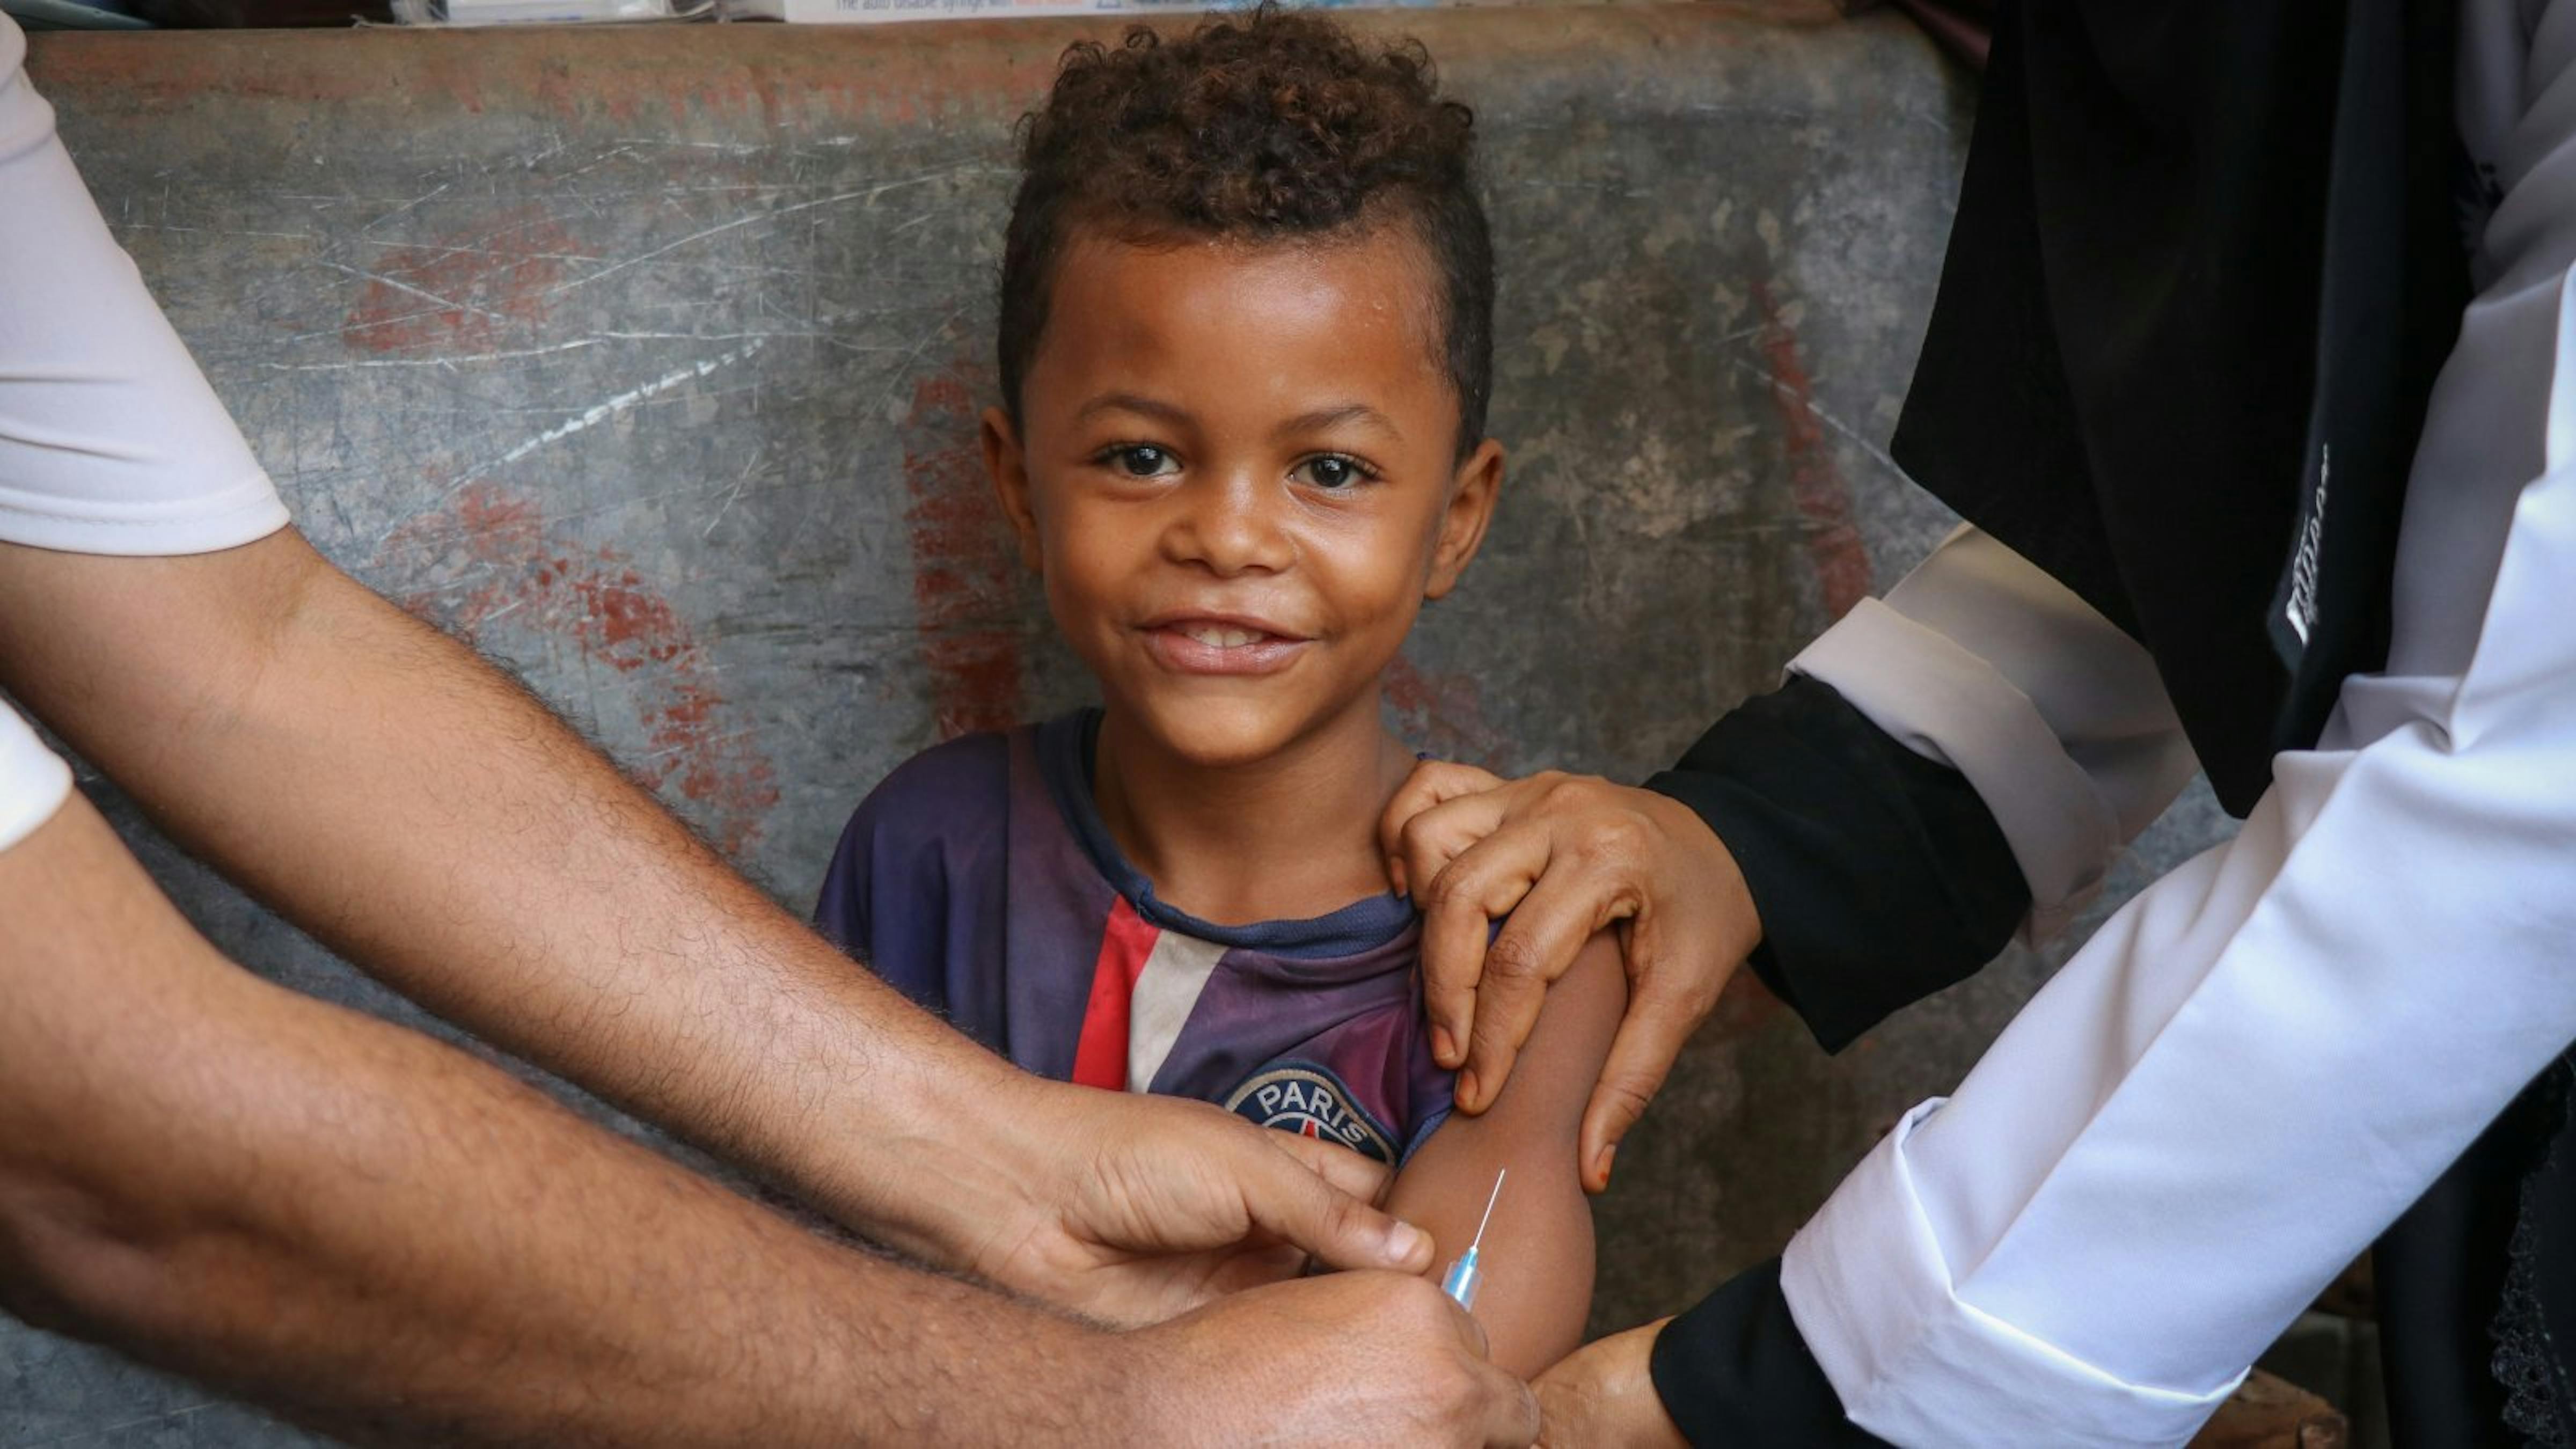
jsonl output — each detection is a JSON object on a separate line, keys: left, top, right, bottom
{"left": 1125, "top": 1271, "right": 1541, "bottom": 1447}
{"left": 1535, "top": 1318, "right": 1687, "bottom": 1448}
{"left": 1381, "top": 762, "right": 1761, "bottom": 1189}
{"left": 950, "top": 1077, "right": 1432, "bottom": 1326}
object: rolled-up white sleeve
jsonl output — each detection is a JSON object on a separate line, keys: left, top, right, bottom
{"left": 0, "top": 13, "right": 291, "bottom": 857}
{"left": 0, "top": 16, "right": 286, "bottom": 556}
{"left": 1778, "top": 6, "right": 2576, "bottom": 1443}
{"left": 1790, "top": 528, "right": 2198, "bottom": 943}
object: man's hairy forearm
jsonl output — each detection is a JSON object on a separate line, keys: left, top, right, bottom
{"left": 0, "top": 797, "right": 1113, "bottom": 1446}
{"left": 0, "top": 532, "right": 1031, "bottom": 1260}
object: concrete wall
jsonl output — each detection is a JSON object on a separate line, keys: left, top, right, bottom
{"left": 9, "top": 10, "right": 2232, "bottom": 1440}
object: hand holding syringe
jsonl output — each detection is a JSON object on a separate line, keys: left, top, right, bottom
{"left": 1439, "top": 1169, "right": 1505, "bottom": 1311}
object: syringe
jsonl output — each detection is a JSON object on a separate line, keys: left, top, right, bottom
{"left": 1440, "top": 1169, "right": 1506, "bottom": 1311}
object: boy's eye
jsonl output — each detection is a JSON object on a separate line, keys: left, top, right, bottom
{"left": 1103, "top": 444, "right": 1179, "bottom": 478}
{"left": 1293, "top": 455, "right": 1374, "bottom": 490}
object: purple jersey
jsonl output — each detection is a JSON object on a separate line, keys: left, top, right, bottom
{"left": 815, "top": 709, "right": 1455, "bottom": 1163}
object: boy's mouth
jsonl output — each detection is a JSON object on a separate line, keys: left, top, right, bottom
{"left": 1139, "top": 615, "right": 1311, "bottom": 677}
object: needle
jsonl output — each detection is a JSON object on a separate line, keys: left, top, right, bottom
{"left": 1468, "top": 1168, "right": 1506, "bottom": 1252}
{"left": 1441, "top": 1169, "right": 1506, "bottom": 1310}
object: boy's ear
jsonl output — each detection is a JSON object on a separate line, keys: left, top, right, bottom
{"left": 982, "top": 406, "right": 1044, "bottom": 573}
{"left": 1424, "top": 438, "right": 1504, "bottom": 601}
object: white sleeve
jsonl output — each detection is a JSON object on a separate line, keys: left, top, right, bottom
{"left": 0, "top": 704, "right": 72, "bottom": 855}
{"left": 1789, "top": 528, "right": 2198, "bottom": 943}
{"left": 0, "top": 14, "right": 291, "bottom": 855}
{"left": 1778, "top": 4, "right": 2576, "bottom": 1444}
{"left": 0, "top": 14, "right": 288, "bottom": 556}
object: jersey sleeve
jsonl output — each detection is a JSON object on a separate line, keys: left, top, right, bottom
{"left": 0, "top": 16, "right": 289, "bottom": 557}
{"left": 811, "top": 733, "right": 1012, "bottom": 1018}
{"left": 1399, "top": 1021, "right": 1457, "bottom": 1165}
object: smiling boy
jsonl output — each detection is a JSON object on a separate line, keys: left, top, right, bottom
{"left": 815, "top": 7, "right": 1624, "bottom": 1373}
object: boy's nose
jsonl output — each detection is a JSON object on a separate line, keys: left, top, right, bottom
{"left": 1165, "top": 468, "right": 1293, "bottom": 576}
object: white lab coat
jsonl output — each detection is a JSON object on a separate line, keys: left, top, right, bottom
{"left": 1777, "top": 2, "right": 2576, "bottom": 1441}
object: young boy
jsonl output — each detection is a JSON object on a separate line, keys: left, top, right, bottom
{"left": 814, "top": 6, "right": 1623, "bottom": 1375}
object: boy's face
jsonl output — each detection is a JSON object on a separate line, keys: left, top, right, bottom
{"left": 986, "top": 226, "right": 1502, "bottom": 769}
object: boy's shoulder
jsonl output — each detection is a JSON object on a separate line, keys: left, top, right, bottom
{"left": 817, "top": 728, "right": 1024, "bottom": 949}
{"left": 859, "top": 728, "right": 1014, "bottom": 811}
{"left": 845, "top": 727, "right": 1026, "bottom": 858}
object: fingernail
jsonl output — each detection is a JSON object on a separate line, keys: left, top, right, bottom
{"left": 1458, "top": 1069, "right": 1479, "bottom": 1109}
{"left": 1388, "top": 1221, "right": 1432, "bottom": 1262}
{"left": 1596, "top": 1145, "right": 1617, "bottom": 1186}
{"left": 1431, "top": 1025, "right": 1456, "bottom": 1065}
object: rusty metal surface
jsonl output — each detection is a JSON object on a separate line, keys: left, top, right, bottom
{"left": 9, "top": 11, "right": 2228, "bottom": 1440}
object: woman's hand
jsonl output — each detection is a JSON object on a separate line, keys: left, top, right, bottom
{"left": 1381, "top": 762, "right": 1760, "bottom": 1187}
{"left": 1535, "top": 1318, "right": 1688, "bottom": 1447}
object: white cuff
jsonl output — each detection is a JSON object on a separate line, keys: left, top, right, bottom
{"left": 0, "top": 701, "right": 74, "bottom": 855}
{"left": 1791, "top": 600, "right": 2118, "bottom": 942}
{"left": 1782, "top": 1102, "right": 2243, "bottom": 1449}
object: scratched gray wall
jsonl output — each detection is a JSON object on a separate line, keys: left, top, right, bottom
{"left": 9, "top": 10, "right": 2234, "bottom": 1443}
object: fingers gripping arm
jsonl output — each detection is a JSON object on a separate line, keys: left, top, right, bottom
{"left": 1380, "top": 529, "right": 2175, "bottom": 1172}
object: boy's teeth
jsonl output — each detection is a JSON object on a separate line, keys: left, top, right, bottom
{"left": 1181, "top": 625, "right": 1261, "bottom": 648}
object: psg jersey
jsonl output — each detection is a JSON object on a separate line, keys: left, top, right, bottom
{"left": 815, "top": 709, "right": 1456, "bottom": 1164}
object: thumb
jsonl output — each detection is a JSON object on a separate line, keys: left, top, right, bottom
{"left": 1238, "top": 1133, "right": 1433, "bottom": 1273}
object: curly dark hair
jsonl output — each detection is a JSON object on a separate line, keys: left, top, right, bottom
{"left": 999, "top": 4, "right": 1492, "bottom": 459}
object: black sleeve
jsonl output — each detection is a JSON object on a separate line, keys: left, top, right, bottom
{"left": 1649, "top": 1257, "right": 1890, "bottom": 1446}
{"left": 1643, "top": 675, "right": 2027, "bottom": 1053}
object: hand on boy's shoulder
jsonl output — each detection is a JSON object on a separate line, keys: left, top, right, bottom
{"left": 1380, "top": 759, "right": 1762, "bottom": 1188}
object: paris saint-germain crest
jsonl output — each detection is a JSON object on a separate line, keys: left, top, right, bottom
{"left": 1223, "top": 1062, "right": 1397, "bottom": 1163}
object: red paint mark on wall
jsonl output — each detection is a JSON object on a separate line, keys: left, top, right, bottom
{"left": 376, "top": 482, "right": 780, "bottom": 858}
{"left": 1752, "top": 281, "right": 1872, "bottom": 620}
{"left": 1385, "top": 656, "right": 1509, "bottom": 769}
{"left": 900, "top": 371, "right": 1025, "bottom": 740}
{"left": 341, "top": 209, "right": 577, "bottom": 355}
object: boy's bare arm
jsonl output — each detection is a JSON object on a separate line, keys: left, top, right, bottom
{"left": 1386, "top": 933, "right": 1627, "bottom": 1378}
{"left": 0, "top": 530, "right": 1425, "bottom": 1314}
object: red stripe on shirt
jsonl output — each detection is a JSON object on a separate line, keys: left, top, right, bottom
{"left": 1071, "top": 896, "right": 1159, "bottom": 1091}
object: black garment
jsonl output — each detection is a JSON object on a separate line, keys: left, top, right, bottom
{"left": 1643, "top": 677, "right": 2026, "bottom": 1054}
{"left": 1642, "top": 1, "right": 2572, "bottom": 1443}
{"left": 1893, "top": 0, "right": 2464, "bottom": 817}
{"left": 2380, "top": 1055, "right": 2576, "bottom": 1448}
{"left": 1649, "top": 1258, "right": 1890, "bottom": 1447}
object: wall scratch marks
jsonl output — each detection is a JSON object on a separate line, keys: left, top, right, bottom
{"left": 335, "top": 206, "right": 578, "bottom": 354}
{"left": 543, "top": 171, "right": 950, "bottom": 299}
{"left": 443, "top": 341, "right": 767, "bottom": 492}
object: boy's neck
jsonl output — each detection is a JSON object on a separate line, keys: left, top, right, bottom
{"left": 1091, "top": 694, "right": 1414, "bottom": 928}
